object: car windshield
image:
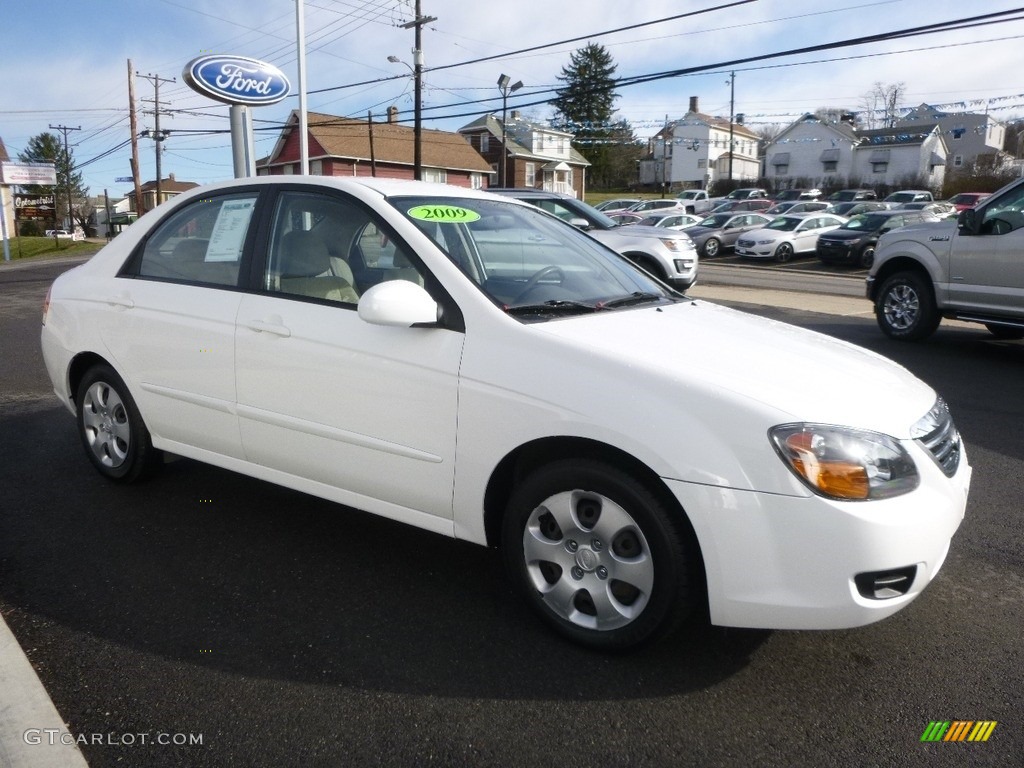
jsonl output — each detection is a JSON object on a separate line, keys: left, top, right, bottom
{"left": 841, "top": 213, "right": 889, "bottom": 231}
{"left": 765, "top": 217, "right": 801, "bottom": 231}
{"left": 389, "top": 196, "right": 679, "bottom": 319}
{"left": 697, "top": 213, "right": 733, "bottom": 228}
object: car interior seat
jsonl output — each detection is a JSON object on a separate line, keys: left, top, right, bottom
{"left": 279, "top": 230, "right": 359, "bottom": 303}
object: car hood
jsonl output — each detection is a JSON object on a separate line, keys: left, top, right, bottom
{"left": 819, "top": 228, "right": 874, "bottom": 241}
{"left": 603, "top": 223, "right": 685, "bottom": 240}
{"left": 532, "top": 299, "right": 934, "bottom": 437}
{"left": 681, "top": 226, "right": 719, "bottom": 240}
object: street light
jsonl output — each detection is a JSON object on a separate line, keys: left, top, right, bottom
{"left": 389, "top": 52, "right": 425, "bottom": 180}
{"left": 497, "top": 74, "right": 523, "bottom": 188}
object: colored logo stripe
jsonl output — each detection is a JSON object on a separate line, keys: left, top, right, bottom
{"left": 920, "top": 721, "right": 997, "bottom": 742}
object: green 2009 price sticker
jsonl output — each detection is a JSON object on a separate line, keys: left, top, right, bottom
{"left": 408, "top": 205, "right": 481, "bottom": 223}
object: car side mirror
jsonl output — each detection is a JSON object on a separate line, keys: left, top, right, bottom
{"left": 568, "top": 217, "right": 590, "bottom": 229}
{"left": 358, "top": 280, "right": 440, "bottom": 327}
{"left": 958, "top": 208, "right": 979, "bottom": 235}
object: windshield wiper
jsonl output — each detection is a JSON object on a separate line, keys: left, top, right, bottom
{"left": 504, "top": 299, "right": 600, "bottom": 317}
{"left": 599, "top": 292, "right": 666, "bottom": 309}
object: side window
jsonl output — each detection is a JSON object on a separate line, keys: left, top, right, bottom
{"left": 136, "top": 194, "right": 257, "bottom": 286}
{"left": 264, "top": 191, "right": 425, "bottom": 305}
{"left": 981, "top": 184, "right": 1024, "bottom": 235}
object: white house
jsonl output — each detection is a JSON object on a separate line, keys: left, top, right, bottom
{"left": 765, "top": 115, "right": 858, "bottom": 188}
{"left": 641, "top": 97, "right": 760, "bottom": 189}
{"left": 852, "top": 124, "right": 948, "bottom": 190}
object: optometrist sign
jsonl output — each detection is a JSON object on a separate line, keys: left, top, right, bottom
{"left": 182, "top": 55, "right": 290, "bottom": 106}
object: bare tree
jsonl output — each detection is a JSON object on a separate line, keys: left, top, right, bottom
{"left": 859, "top": 82, "right": 907, "bottom": 129}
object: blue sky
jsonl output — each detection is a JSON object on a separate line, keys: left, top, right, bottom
{"left": 3, "top": 0, "right": 1023, "bottom": 198}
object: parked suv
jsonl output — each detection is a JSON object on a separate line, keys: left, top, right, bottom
{"left": 866, "top": 176, "right": 1024, "bottom": 340}
{"left": 817, "top": 209, "right": 938, "bottom": 269}
{"left": 882, "top": 190, "right": 934, "bottom": 208}
{"left": 490, "top": 189, "right": 698, "bottom": 289}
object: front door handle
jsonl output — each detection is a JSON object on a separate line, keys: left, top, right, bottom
{"left": 246, "top": 318, "right": 291, "bottom": 337}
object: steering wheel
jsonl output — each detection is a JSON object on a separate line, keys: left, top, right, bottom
{"left": 512, "top": 266, "right": 565, "bottom": 303}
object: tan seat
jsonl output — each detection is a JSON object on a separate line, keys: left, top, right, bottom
{"left": 386, "top": 250, "right": 424, "bottom": 287}
{"left": 279, "top": 230, "right": 359, "bottom": 303}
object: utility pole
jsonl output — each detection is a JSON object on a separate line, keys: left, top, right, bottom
{"left": 138, "top": 72, "right": 175, "bottom": 207}
{"left": 127, "top": 60, "right": 144, "bottom": 216}
{"left": 48, "top": 123, "right": 81, "bottom": 231}
{"left": 727, "top": 71, "right": 735, "bottom": 183}
{"left": 400, "top": 0, "right": 437, "bottom": 180}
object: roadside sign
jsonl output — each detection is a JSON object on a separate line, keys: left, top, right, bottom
{"left": 115, "top": 176, "right": 134, "bottom": 183}
{"left": 0, "top": 162, "right": 58, "bottom": 185}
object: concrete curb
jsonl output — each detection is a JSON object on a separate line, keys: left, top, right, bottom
{"left": 0, "top": 615, "right": 89, "bottom": 767}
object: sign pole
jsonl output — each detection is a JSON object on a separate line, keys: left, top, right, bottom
{"left": 0, "top": 185, "right": 11, "bottom": 262}
{"left": 229, "top": 105, "right": 256, "bottom": 178}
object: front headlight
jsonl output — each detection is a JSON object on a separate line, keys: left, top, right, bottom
{"left": 769, "top": 423, "right": 919, "bottom": 500}
{"left": 756, "top": 238, "right": 775, "bottom": 245}
{"left": 661, "top": 237, "right": 693, "bottom": 251}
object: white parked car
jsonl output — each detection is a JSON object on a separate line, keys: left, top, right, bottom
{"left": 636, "top": 212, "right": 702, "bottom": 230}
{"left": 735, "top": 213, "right": 847, "bottom": 262}
{"left": 41, "top": 177, "right": 970, "bottom": 650}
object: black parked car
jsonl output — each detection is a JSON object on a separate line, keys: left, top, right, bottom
{"left": 816, "top": 210, "right": 938, "bottom": 268}
{"left": 827, "top": 189, "right": 878, "bottom": 202}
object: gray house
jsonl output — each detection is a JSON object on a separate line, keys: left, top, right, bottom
{"left": 896, "top": 104, "right": 1006, "bottom": 170}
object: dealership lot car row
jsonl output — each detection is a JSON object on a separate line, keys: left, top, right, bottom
{"left": 42, "top": 177, "right": 970, "bottom": 650}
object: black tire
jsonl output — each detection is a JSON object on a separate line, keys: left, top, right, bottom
{"left": 76, "top": 364, "right": 161, "bottom": 483}
{"left": 703, "top": 237, "right": 721, "bottom": 257}
{"left": 774, "top": 242, "right": 794, "bottom": 263}
{"left": 502, "top": 459, "right": 699, "bottom": 651}
{"left": 875, "top": 271, "right": 941, "bottom": 341}
{"left": 858, "top": 244, "right": 875, "bottom": 269}
{"left": 984, "top": 323, "right": 1024, "bottom": 340}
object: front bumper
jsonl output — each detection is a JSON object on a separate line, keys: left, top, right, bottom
{"left": 666, "top": 440, "right": 971, "bottom": 630}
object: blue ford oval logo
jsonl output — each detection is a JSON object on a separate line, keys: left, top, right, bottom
{"left": 183, "top": 55, "right": 291, "bottom": 106}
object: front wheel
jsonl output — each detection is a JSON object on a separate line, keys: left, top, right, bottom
{"left": 502, "top": 459, "right": 699, "bottom": 651}
{"left": 858, "top": 244, "right": 875, "bottom": 269}
{"left": 774, "top": 242, "right": 794, "bottom": 263}
{"left": 76, "top": 364, "right": 161, "bottom": 483}
{"left": 703, "top": 237, "right": 721, "bottom": 257}
{"left": 875, "top": 271, "right": 940, "bottom": 341}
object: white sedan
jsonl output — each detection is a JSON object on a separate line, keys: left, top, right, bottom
{"left": 735, "top": 213, "right": 847, "bottom": 262}
{"left": 41, "top": 177, "right": 969, "bottom": 651}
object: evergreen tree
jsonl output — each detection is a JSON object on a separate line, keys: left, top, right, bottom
{"left": 551, "top": 43, "right": 626, "bottom": 189}
{"left": 18, "top": 132, "right": 88, "bottom": 229}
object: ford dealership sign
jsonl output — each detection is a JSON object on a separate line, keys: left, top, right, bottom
{"left": 183, "top": 55, "right": 290, "bottom": 106}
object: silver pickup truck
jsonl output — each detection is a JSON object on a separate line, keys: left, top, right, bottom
{"left": 866, "top": 177, "right": 1024, "bottom": 341}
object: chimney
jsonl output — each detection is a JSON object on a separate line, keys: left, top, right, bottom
{"left": 168, "top": 172, "right": 175, "bottom": 182}
{"left": 689, "top": 96, "right": 699, "bottom": 114}
{"left": 387, "top": 106, "right": 398, "bottom": 124}
{"left": 510, "top": 110, "right": 521, "bottom": 120}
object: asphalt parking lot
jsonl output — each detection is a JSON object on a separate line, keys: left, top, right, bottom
{"left": 1, "top": 255, "right": 1021, "bottom": 767}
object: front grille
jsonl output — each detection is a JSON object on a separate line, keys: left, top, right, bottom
{"left": 737, "top": 238, "right": 754, "bottom": 248}
{"left": 911, "top": 398, "right": 961, "bottom": 477}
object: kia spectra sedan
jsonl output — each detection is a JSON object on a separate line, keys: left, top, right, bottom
{"left": 41, "top": 177, "right": 971, "bottom": 651}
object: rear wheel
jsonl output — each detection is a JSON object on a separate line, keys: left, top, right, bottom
{"left": 76, "top": 364, "right": 161, "bottom": 483}
{"left": 502, "top": 459, "right": 699, "bottom": 650}
{"left": 703, "top": 237, "right": 721, "bottom": 257}
{"left": 875, "top": 271, "right": 940, "bottom": 341}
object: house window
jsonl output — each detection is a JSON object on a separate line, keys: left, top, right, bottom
{"left": 952, "top": 126, "right": 965, "bottom": 140}
{"left": 953, "top": 155, "right": 963, "bottom": 167}
{"left": 480, "top": 134, "right": 489, "bottom": 153}
{"left": 872, "top": 162, "right": 888, "bottom": 174}
{"left": 422, "top": 168, "right": 447, "bottom": 184}
{"left": 525, "top": 162, "right": 536, "bottom": 187}
{"left": 470, "top": 173, "right": 484, "bottom": 190}
{"left": 282, "top": 164, "right": 294, "bottom": 175}
{"left": 697, "top": 159, "right": 706, "bottom": 169}
{"left": 775, "top": 165, "right": 788, "bottom": 175}
{"left": 823, "top": 161, "right": 837, "bottom": 173}
{"left": 489, "top": 163, "right": 499, "bottom": 182}
{"left": 310, "top": 159, "right": 323, "bottom": 176}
